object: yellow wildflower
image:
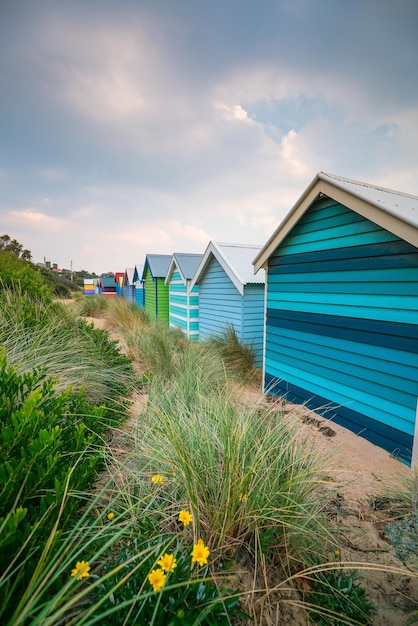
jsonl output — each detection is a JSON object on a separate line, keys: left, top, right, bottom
{"left": 334, "top": 549, "right": 340, "bottom": 559}
{"left": 178, "top": 510, "right": 193, "bottom": 526}
{"left": 239, "top": 493, "right": 248, "bottom": 502}
{"left": 191, "top": 539, "right": 210, "bottom": 567}
{"left": 151, "top": 474, "right": 164, "bottom": 485}
{"left": 157, "top": 553, "right": 177, "bottom": 573}
{"left": 71, "top": 560, "right": 90, "bottom": 581}
{"left": 107, "top": 512, "right": 115, "bottom": 521}
{"left": 147, "top": 568, "right": 166, "bottom": 591}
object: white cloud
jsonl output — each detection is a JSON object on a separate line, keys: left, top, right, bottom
{"left": 9, "top": 208, "right": 67, "bottom": 231}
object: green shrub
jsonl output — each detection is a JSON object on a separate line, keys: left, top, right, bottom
{"left": 0, "top": 350, "right": 117, "bottom": 620}
{"left": 307, "top": 568, "right": 374, "bottom": 625}
{"left": 0, "top": 252, "right": 51, "bottom": 300}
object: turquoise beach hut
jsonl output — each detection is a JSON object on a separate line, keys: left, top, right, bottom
{"left": 190, "top": 241, "right": 265, "bottom": 367}
{"left": 165, "top": 253, "right": 202, "bottom": 341}
{"left": 132, "top": 264, "right": 144, "bottom": 307}
{"left": 253, "top": 172, "right": 418, "bottom": 466}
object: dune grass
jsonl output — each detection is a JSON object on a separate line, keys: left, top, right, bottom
{"left": 0, "top": 287, "right": 137, "bottom": 405}
{"left": 3, "top": 294, "right": 416, "bottom": 624}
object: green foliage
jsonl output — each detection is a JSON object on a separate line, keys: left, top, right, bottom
{"left": 0, "top": 288, "right": 137, "bottom": 406}
{"left": 0, "top": 234, "right": 32, "bottom": 260}
{"left": 206, "top": 322, "right": 259, "bottom": 384}
{"left": 145, "top": 366, "right": 332, "bottom": 569}
{"left": 384, "top": 515, "right": 418, "bottom": 563}
{"left": 307, "top": 568, "right": 374, "bottom": 625}
{"left": 0, "top": 351, "right": 113, "bottom": 621}
{"left": 0, "top": 252, "right": 51, "bottom": 300}
{"left": 379, "top": 470, "right": 418, "bottom": 564}
{"left": 93, "top": 535, "right": 241, "bottom": 625}
{"left": 73, "top": 294, "right": 109, "bottom": 317}
{"left": 38, "top": 266, "right": 80, "bottom": 298}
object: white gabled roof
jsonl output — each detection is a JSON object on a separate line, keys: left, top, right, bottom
{"left": 254, "top": 171, "right": 418, "bottom": 272}
{"left": 124, "top": 267, "right": 135, "bottom": 285}
{"left": 190, "top": 241, "right": 265, "bottom": 295}
{"left": 165, "top": 253, "right": 203, "bottom": 285}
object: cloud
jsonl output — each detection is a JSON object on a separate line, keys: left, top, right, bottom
{"left": 9, "top": 208, "right": 67, "bottom": 231}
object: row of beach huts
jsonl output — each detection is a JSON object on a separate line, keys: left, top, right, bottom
{"left": 84, "top": 172, "right": 418, "bottom": 467}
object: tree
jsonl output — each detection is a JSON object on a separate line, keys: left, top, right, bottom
{"left": 0, "top": 234, "right": 32, "bottom": 261}
{"left": 0, "top": 252, "right": 51, "bottom": 300}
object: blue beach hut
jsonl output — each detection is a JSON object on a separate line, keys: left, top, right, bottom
{"left": 122, "top": 268, "right": 135, "bottom": 302}
{"left": 165, "top": 253, "right": 202, "bottom": 341}
{"left": 190, "top": 241, "right": 265, "bottom": 367}
{"left": 253, "top": 172, "right": 418, "bottom": 466}
{"left": 133, "top": 264, "right": 144, "bottom": 307}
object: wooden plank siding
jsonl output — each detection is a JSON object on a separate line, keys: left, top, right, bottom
{"left": 144, "top": 267, "right": 156, "bottom": 320}
{"left": 169, "top": 269, "right": 199, "bottom": 341}
{"left": 135, "top": 285, "right": 144, "bottom": 307}
{"left": 265, "top": 197, "right": 418, "bottom": 463}
{"left": 123, "top": 285, "right": 135, "bottom": 301}
{"left": 198, "top": 256, "right": 243, "bottom": 339}
{"left": 199, "top": 256, "right": 264, "bottom": 367}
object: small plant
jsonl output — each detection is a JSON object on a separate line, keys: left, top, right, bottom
{"left": 73, "top": 294, "right": 109, "bottom": 318}
{"left": 379, "top": 469, "right": 418, "bottom": 564}
{"left": 384, "top": 514, "right": 418, "bottom": 563}
{"left": 206, "top": 322, "right": 259, "bottom": 384}
{"left": 92, "top": 535, "right": 241, "bottom": 625}
{"left": 307, "top": 567, "right": 374, "bottom": 625}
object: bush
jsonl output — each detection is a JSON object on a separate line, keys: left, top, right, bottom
{"left": 307, "top": 568, "right": 374, "bottom": 625}
{"left": 0, "top": 351, "right": 113, "bottom": 622}
{"left": 0, "top": 252, "right": 51, "bottom": 300}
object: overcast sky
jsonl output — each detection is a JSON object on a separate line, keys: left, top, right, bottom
{"left": 1, "top": 0, "right": 418, "bottom": 273}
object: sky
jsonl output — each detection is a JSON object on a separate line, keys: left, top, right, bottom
{"left": 1, "top": 0, "right": 418, "bottom": 274}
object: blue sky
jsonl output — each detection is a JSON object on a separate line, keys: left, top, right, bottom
{"left": 1, "top": 0, "right": 417, "bottom": 273}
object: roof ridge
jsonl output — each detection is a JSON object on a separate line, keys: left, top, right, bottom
{"left": 320, "top": 172, "right": 418, "bottom": 200}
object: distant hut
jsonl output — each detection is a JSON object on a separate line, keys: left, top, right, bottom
{"left": 83, "top": 278, "right": 98, "bottom": 296}
{"left": 99, "top": 274, "right": 117, "bottom": 297}
{"left": 165, "top": 253, "right": 202, "bottom": 341}
{"left": 133, "top": 264, "right": 144, "bottom": 307}
{"left": 254, "top": 172, "right": 418, "bottom": 465}
{"left": 115, "top": 272, "right": 124, "bottom": 296}
{"left": 190, "top": 242, "right": 265, "bottom": 367}
{"left": 122, "top": 268, "right": 135, "bottom": 302}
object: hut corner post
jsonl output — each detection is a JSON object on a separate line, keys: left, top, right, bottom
{"left": 412, "top": 397, "right": 418, "bottom": 469}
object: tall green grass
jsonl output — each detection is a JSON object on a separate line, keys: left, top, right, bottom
{"left": 0, "top": 287, "right": 137, "bottom": 405}
{"left": 205, "top": 322, "right": 260, "bottom": 385}
{"left": 144, "top": 365, "right": 333, "bottom": 572}
{"left": 72, "top": 294, "right": 109, "bottom": 318}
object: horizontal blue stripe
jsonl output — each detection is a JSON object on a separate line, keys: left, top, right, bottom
{"left": 269, "top": 240, "right": 418, "bottom": 273}
{"left": 265, "top": 355, "right": 413, "bottom": 433}
{"left": 264, "top": 373, "right": 412, "bottom": 464}
{"left": 267, "top": 309, "right": 418, "bottom": 353}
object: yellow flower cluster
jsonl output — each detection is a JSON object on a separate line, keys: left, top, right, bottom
{"left": 147, "top": 510, "right": 210, "bottom": 592}
{"left": 151, "top": 474, "right": 165, "bottom": 485}
{"left": 70, "top": 560, "right": 90, "bottom": 581}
